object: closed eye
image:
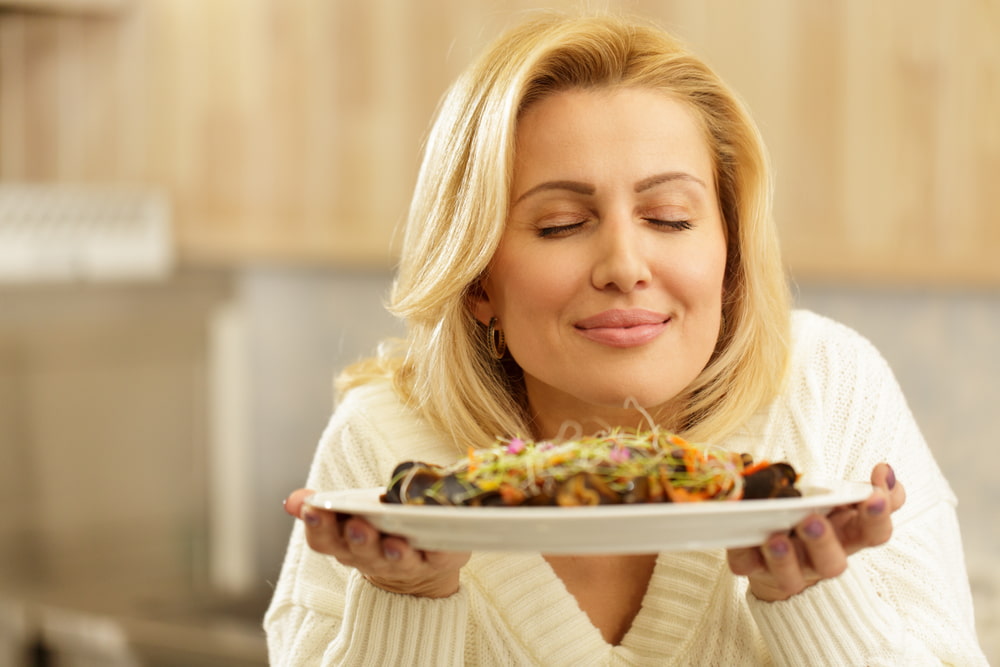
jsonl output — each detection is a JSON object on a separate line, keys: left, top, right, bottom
{"left": 537, "top": 221, "right": 587, "bottom": 238}
{"left": 646, "top": 219, "right": 692, "bottom": 231}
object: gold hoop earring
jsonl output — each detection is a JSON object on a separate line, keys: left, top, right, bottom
{"left": 487, "top": 317, "right": 506, "bottom": 359}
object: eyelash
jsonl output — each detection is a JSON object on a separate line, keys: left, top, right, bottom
{"left": 537, "top": 222, "right": 585, "bottom": 238}
{"left": 536, "top": 218, "right": 693, "bottom": 238}
{"left": 647, "top": 218, "right": 693, "bottom": 231}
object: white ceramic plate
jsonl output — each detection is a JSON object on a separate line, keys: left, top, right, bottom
{"left": 305, "top": 480, "right": 871, "bottom": 554}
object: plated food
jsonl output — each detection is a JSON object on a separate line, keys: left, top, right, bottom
{"left": 381, "top": 429, "right": 800, "bottom": 507}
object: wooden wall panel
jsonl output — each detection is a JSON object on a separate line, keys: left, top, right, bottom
{"left": 1, "top": 0, "right": 997, "bottom": 283}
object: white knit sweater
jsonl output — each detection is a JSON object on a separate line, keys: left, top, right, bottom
{"left": 264, "top": 310, "right": 987, "bottom": 665}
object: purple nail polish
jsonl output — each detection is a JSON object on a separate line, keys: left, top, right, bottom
{"left": 804, "top": 518, "right": 825, "bottom": 539}
{"left": 868, "top": 497, "right": 887, "bottom": 516}
{"left": 347, "top": 525, "right": 365, "bottom": 544}
{"left": 303, "top": 510, "right": 320, "bottom": 527}
{"left": 886, "top": 465, "right": 897, "bottom": 491}
{"left": 769, "top": 540, "right": 789, "bottom": 558}
{"left": 384, "top": 545, "right": 402, "bottom": 560}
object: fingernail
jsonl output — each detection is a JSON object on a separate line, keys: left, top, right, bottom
{"left": 886, "top": 464, "right": 897, "bottom": 491}
{"left": 804, "top": 518, "right": 825, "bottom": 539}
{"left": 347, "top": 525, "right": 365, "bottom": 544}
{"left": 303, "top": 510, "right": 320, "bottom": 527}
{"left": 867, "top": 497, "right": 887, "bottom": 516}
{"left": 384, "top": 545, "right": 401, "bottom": 560}
{"left": 768, "top": 539, "right": 789, "bottom": 558}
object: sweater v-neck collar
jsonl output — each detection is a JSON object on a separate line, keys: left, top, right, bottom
{"left": 468, "top": 549, "right": 726, "bottom": 664}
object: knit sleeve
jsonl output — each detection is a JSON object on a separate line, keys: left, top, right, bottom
{"left": 264, "top": 382, "right": 469, "bottom": 666}
{"left": 746, "top": 312, "right": 987, "bottom": 666}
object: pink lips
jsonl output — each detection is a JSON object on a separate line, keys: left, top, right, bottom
{"left": 574, "top": 309, "right": 669, "bottom": 347}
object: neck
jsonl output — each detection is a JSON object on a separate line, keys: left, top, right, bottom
{"left": 528, "top": 398, "right": 683, "bottom": 441}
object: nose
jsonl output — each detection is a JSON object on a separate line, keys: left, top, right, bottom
{"left": 590, "top": 216, "right": 652, "bottom": 293}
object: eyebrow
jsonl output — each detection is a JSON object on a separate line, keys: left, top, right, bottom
{"left": 634, "top": 171, "right": 708, "bottom": 193}
{"left": 513, "top": 171, "right": 708, "bottom": 205}
{"left": 513, "top": 180, "right": 594, "bottom": 205}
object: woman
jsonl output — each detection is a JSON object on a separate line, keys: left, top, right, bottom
{"left": 265, "top": 13, "right": 986, "bottom": 665}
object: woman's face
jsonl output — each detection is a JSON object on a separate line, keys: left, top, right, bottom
{"left": 474, "top": 87, "right": 727, "bottom": 437}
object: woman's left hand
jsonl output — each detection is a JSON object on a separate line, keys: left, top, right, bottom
{"left": 727, "top": 463, "right": 905, "bottom": 601}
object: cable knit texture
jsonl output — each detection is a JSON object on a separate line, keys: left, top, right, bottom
{"left": 264, "top": 310, "right": 987, "bottom": 665}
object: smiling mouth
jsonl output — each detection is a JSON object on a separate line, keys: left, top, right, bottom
{"left": 574, "top": 310, "right": 670, "bottom": 348}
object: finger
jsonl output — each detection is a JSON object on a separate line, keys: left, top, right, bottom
{"left": 377, "top": 534, "right": 439, "bottom": 577}
{"left": 871, "top": 463, "right": 906, "bottom": 512}
{"left": 727, "top": 545, "right": 766, "bottom": 577}
{"left": 301, "top": 505, "right": 351, "bottom": 556}
{"left": 796, "top": 514, "right": 847, "bottom": 579}
{"left": 284, "top": 488, "right": 315, "bottom": 518}
{"left": 871, "top": 462, "right": 892, "bottom": 490}
{"left": 341, "top": 516, "right": 386, "bottom": 563}
{"left": 379, "top": 534, "right": 414, "bottom": 564}
{"left": 856, "top": 486, "right": 894, "bottom": 547}
{"left": 759, "top": 534, "right": 807, "bottom": 598}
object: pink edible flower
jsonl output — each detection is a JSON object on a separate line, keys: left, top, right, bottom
{"left": 506, "top": 437, "right": 526, "bottom": 455}
{"left": 609, "top": 446, "right": 631, "bottom": 463}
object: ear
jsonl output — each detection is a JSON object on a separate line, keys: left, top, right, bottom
{"left": 467, "top": 281, "right": 496, "bottom": 326}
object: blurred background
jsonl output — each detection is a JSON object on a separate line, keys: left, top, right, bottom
{"left": 0, "top": 0, "right": 997, "bottom": 664}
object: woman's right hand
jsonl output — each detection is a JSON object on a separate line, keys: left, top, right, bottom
{"left": 283, "top": 488, "right": 470, "bottom": 598}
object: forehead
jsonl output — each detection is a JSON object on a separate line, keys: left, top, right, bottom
{"left": 511, "top": 87, "right": 714, "bottom": 191}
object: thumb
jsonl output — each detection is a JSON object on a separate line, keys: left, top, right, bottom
{"left": 283, "top": 488, "right": 316, "bottom": 518}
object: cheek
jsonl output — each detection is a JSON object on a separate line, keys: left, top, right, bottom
{"left": 487, "top": 249, "right": 577, "bottom": 320}
{"left": 698, "top": 252, "right": 728, "bottom": 346}
{"left": 662, "top": 243, "right": 727, "bottom": 305}
{"left": 490, "top": 274, "right": 562, "bottom": 331}
{"left": 696, "top": 232, "right": 728, "bottom": 294}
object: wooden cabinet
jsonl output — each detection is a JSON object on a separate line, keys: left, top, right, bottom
{"left": 1, "top": 0, "right": 997, "bottom": 282}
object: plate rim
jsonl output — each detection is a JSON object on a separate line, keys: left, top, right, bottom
{"left": 307, "top": 479, "right": 871, "bottom": 514}
{"left": 305, "top": 479, "right": 872, "bottom": 553}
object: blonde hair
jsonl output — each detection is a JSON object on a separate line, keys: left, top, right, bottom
{"left": 339, "top": 12, "right": 791, "bottom": 449}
